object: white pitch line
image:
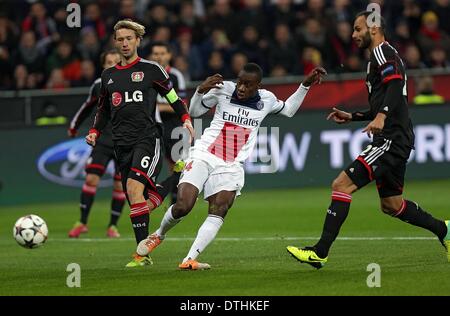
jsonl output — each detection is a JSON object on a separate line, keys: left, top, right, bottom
{"left": 49, "top": 236, "right": 438, "bottom": 242}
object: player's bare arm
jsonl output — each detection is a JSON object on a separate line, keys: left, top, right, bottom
{"left": 275, "top": 67, "right": 327, "bottom": 118}
{"left": 198, "top": 74, "right": 224, "bottom": 94}
{"left": 327, "top": 107, "right": 352, "bottom": 124}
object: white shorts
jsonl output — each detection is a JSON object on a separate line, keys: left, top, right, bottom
{"left": 178, "top": 149, "right": 245, "bottom": 200}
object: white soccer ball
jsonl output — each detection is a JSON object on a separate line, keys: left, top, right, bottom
{"left": 13, "top": 214, "right": 48, "bottom": 248}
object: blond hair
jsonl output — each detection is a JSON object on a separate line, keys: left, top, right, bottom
{"left": 113, "top": 19, "right": 145, "bottom": 39}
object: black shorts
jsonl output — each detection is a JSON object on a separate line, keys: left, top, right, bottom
{"left": 161, "top": 116, "right": 183, "bottom": 162}
{"left": 344, "top": 139, "right": 408, "bottom": 198}
{"left": 114, "top": 137, "right": 162, "bottom": 199}
{"left": 85, "top": 143, "right": 121, "bottom": 180}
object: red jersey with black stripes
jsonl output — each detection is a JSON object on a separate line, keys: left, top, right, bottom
{"left": 355, "top": 42, "right": 414, "bottom": 158}
{"left": 92, "top": 57, "right": 190, "bottom": 146}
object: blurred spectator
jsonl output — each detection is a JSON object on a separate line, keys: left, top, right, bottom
{"left": 77, "top": 27, "right": 101, "bottom": 62}
{"left": 235, "top": 25, "right": 266, "bottom": 69}
{"left": 175, "top": 0, "right": 205, "bottom": 44}
{"left": 13, "top": 64, "right": 39, "bottom": 90}
{"left": 270, "top": 0, "right": 297, "bottom": 31}
{"left": 300, "top": 47, "right": 323, "bottom": 75}
{"left": 0, "top": 15, "right": 18, "bottom": 53}
{"left": 268, "top": 23, "right": 298, "bottom": 75}
{"left": 72, "top": 60, "right": 96, "bottom": 87}
{"left": 21, "top": 2, "right": 59, "bottom": 54}
{"left": 239, "top": 0, "right": 268, "bottom": 37}
{"left": 46, "top": 40, "right": 81, "bottom": 83}
{"left": 200, "top": 28, "right": 231, "bottom": 67}
{"left": 404, "top": 44, "right": 427, "bottom": 69}
{"left": 147, "top": 4, "right": 174, "bottom": 31}
{"left": 301, "top": 0, "right": 327, "bottom": 25}
{"left": 432, "top": 0, "right": 450, "bottom": 36}
{"left": 13, "top": 31, "right": 45, "bottom": 85}
{"left": 13, "top": 65, "right": 29, "bottom": 90}
{"left": 417, "top": 11, "right": 450, "bottom": 59}
{"left": 0, "top": 16, "right": 17, "bottom": 89}
{"left": 391, "top": 19, "right": 416, "bottom": 57}
{"left": 46, "top": 68, "right": 69, "bottom": 90}
{"left": 342, "top": 53, "right": 363, "bottom": 73}
{"left": 297, "top": 18, "right": 330, "bottom": 65}
{"left": 230, "top": 52, "right": 248, "bottom": 79}
{"left": 325, "top": 0, "right": 355, "bottom": 25}
{"left": 53, "top": 6, "right": 77, "bottom": 41}
{"left": 173, "top": 28, "right": 204, "bottom": 80}
{"left": 329, "top": 21, "right": 359, "bottom": 71}
{"left": 35, "top": 102, "right": 67, "bottom": 126}
{"left": 204, "top": 50, "right": 228, "bottom": 77}
{"left": 207, "top": 0, "right": 240, "bottom": 42}
{"left": 173, "top": 55, "right": 191, "bottom": 82}
{"left": 83, "top": 3, "right": 107, "bottom": 42}
{"left": 413, "top": 76, "right": 445, "bottom": 105}
{"left": 270, "top": 64, "right": 288, "bottom": 77}
{"left": 428, "top": 47, "right": 450, "bottom": 68}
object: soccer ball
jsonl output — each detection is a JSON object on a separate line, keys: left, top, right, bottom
{"left": 13, "top": 215, "right": 48, "bottom": 248}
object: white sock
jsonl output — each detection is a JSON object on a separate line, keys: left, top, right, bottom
{"left": 183, "top": 215, "right": 224, "bottom": 263}
{"left": 155, "top": 205, "right": 182, "bottom": 239}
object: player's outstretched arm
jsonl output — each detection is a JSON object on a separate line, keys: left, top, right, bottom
{"left": 277, "top": 67, "right": 327, "bottom": 117}
{"left": 327, "top": 107, "right": 352, "bottom": 124}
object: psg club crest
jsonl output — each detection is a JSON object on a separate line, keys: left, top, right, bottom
{"left": 131, "top": 71, "right": 144, "bottom": 82}
{"left": 112, "top": 92, "right": 122, "bottom": 106}
{"left": 256, "top": 100, "right": 264, "bottom": 110}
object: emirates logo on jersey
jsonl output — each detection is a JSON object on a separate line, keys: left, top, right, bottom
{"left": 112, "top": 92, "right": 122, "bottom": 107}
{"left": 131, "top": 71, "right": 144, "bottom": 82}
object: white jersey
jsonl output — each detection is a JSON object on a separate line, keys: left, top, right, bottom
{"left": 193, "top": 81, "right": 285, "bottom": 163}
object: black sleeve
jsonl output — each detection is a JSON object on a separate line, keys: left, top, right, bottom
{"left": 378, "top": 79, "right": 403, "bottom": 116}
{"left": 373, "top": 45, "right": 403, "bottom": 84}
{"left": 352, "top": 110, "right": 373, "bottom": 121}
{"left": 152, "top": 65, "right": 190, "bottom": 121}
{"left": 70, "top": 80, "right": 100, "bottom": 130}
{"left": 92, "top": 75, "right": 110, "bottom": 136}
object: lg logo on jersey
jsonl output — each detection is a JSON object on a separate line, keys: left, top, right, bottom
{"left": 111, "top": 91, "right": 143, "bottom": 106}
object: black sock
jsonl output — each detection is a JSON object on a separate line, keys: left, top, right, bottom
{"left": 80, "top": 184, "right": 96, "bottom": 224}
{"left": 314, "top": 191, "right": 352, "bottom": 258}
{"left": 130, "top": 202, "right": 149, "bottom": 244}
{"left": 396, "top": 200, "right": 447, "bottom": 240}
{"left": 109, "top": 190, "right": 126, "bottom": 226}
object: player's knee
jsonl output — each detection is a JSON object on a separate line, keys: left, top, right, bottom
{"left": 331, "top": 177, "right": 346, "bottom": 192}
{"left": 85, "top": 174, "right": 99, "bottom": 187}
{"left": 172, "top": 198, "right": 194, "bottom": 218}
{"left": 209, "top": 203, "right": 229, "bottom": 218}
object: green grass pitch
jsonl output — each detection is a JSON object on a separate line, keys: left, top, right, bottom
{"left": 0, "top": 179, "right": 449, "bottom": 296}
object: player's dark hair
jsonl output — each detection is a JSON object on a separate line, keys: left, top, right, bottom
{"left": 100, "top": 49, "right": 119, "bottom": 66}
{"left": 150, "top": 41, "right": 171, "bottom": 54}
{"left": 356, "top": 10, "right": 386, "bottom": 35}
{"left": 242, "top": 63, "right": 263, "bottom": 82}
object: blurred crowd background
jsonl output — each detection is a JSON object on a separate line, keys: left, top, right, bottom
{"left": 1, "top": 0, "right": 450, "bottom": 91}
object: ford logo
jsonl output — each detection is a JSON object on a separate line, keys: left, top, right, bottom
{"left": 37, "top": 138, "right": 114, "bottom": 187}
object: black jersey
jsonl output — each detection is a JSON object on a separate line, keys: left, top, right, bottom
{"left": 92, "top": 57, "right": 190, "bottom": 146}
{"left": 352, "top": 42, "right": 415, "bottom": 159}
{"left": 69, "top": 78, "right": 113, "bottom": 147}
